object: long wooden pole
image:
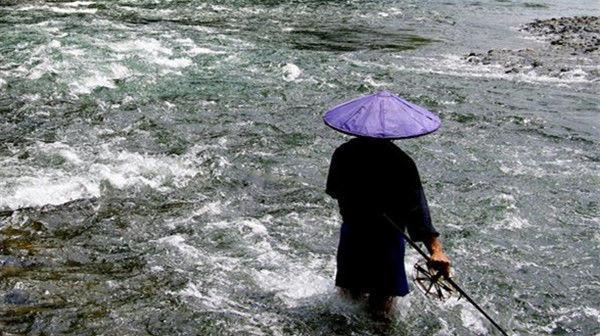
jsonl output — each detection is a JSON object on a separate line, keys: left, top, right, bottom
{"left": 382, "top": 214, "right": 510, "bottom": 336}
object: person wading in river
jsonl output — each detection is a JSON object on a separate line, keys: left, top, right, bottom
{"left": 323, "top": 91, "right": 451, "bottom": 318}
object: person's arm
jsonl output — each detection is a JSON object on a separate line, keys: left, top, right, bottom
{"left": 326, "top": 150, "right": 342, "bottom": 199}
{"left": 424, "top": 235, "right": 451, "bottom": 278}
{"left": 402, "top": 159, "right": 451, "bottom": 277}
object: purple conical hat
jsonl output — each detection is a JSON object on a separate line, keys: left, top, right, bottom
{"left": 323, "top": 91, "right": 441, "bottom": 139}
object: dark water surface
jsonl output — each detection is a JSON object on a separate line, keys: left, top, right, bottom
{"left": 1, "top": 0, "right": 599, "bottom": 335}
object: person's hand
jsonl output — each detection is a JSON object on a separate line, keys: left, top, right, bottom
{"left": 429, "top": 251, "right": 451, "bottom": 278}
{"left": 423, "top": 236, "right": 452, "bottom": 278}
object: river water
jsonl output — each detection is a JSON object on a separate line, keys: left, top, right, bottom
{"left": 0, "top": 1, "right": 598, "bottom": 335}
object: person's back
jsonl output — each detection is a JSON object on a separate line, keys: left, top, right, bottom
{"left": 327, "top": 137, "right": 426, "bottom": 235}
{"left": 322, "top": 91, "right": 450, "bottom": 319}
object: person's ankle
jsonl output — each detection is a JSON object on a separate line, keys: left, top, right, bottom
{"left": 338, "top": 288, "right": 365, "bottom": 302}
{"left": 368, "top": 295, "right": 396, "bottom": 314}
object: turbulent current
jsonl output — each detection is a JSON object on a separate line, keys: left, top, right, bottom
{"left": 0, "top": 1, "right": 598, "bottom": 335}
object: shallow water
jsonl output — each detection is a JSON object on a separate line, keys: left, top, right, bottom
{"left": 1, "top": 1, "right": 599, "bottom": 335}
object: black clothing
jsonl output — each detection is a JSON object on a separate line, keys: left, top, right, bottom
{"left": 326, "top": 137, "right": 439, "bottom": 296}
{"left": 326, "top": 137, "right": 439, "bottom": 242}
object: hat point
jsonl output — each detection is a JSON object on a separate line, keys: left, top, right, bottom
{"left": 377, "top": 91, "right": 393, "bottom": 97}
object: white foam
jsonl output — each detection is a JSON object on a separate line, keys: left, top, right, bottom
{"left": 48, "top": 40, "right": 62, "bottom": 48}
{"left": 176, "top": 282, "right": 257, "bottom": 321}
{"left": 63, "top": 48, "right": 85, "bottom": 57}
{"left": 23, "top": 94, "right": 41, "bottom": 102}
{"left": 155, "top": 235, "right": 240, "bottom": 274}
{"left": 499, "top": 160, "right": 546, "bottom": 177}
{"left": 0, "top": 78, "right": 5, "bottom": 88}
{"left": 583, "top": 307, "right": 600, "bottom": 323}
{"left": 91, "top": 18, "right": 130, "bottom": 30}
{"left": 192, "top": 26, "right": 217, "bottom": 34}
{"left": 502, "top": 215, "right": 531, "bottom": 230}
{"left": 162, "top": 201, "right": 224, "bottom": 229}
{"left": 156, "top": 234, "right": 202, "bottom": 260}
{"left": 206, "top": 218, "right": 269, "bottom": 237}
{"left": 63, "top": 1, "right": 95, "bottom": 7}
{"left": 69, "top": 63, "right": 131, "bottom": 94}
{"left": 38, "top": 142, "right": 84, "bottom": 165}
{"left": 188, "top": 47, "right": 225, "bottom": 56}
{"left": 27, "top": 58, "right": 56, "bottom": 80}
{"left": 19, "top": 40, "right": 65, "bottom": 80}
{"left": 0, "top": 143, "right": 198, "bottom": 210}
{"left": 157, "top": 233, "right": 267, "bottom": 321}
{"left": 196, "top": 201, "right": 223, "bottom": 216}
{"left": 90, "top": 146, "right": 197, "bottom": 189}
{"left": 153, "top": 57, "right": 193, "bottom": 68}
{"left": 253, "top": 267, "right": 331, "bottom": 306}
{"left": 241, "top": 218, "right": 269, "bottom": 235}
{"left": 460, "top": 307, "right": 488, "bottom": 334}
{"left": 282, "top": 63, "right": 302, "bottom": 81}
{"left": 109, "top": 39, "right": 195, "bottom": 72}
{"left": 34, "top": 20, "right": 65, "bottom": 34}
{"left": 156, "top": 218, "right": 337, "bottom": 332}
{"left": 18, "top": 5, "right": 97, "bottom": 14}
{"left": 4, "top": 176, "right": 99, "bottom": 209}
{"left": 182, "top": 284, "right": 217, "bottom": 305}
{"left": 539, "top": 306, "right": 600, "bottom": 333}
{"left": 155, "top": 9, "right": 176, "bottom": 16}
{"left": 110, "top": 38, "right": 173, "bottom": 56}
{"left": 51, "top": 7, "right": 96, "bottom": 14}
{"left": 388, "top": 7, "right": 403, "bottom": 15}
{"left": 387, "top": 54, "right": 592, "bottom": 85}
{"left": 109, "top": 63, "right": 131, "bottom": 78}
{"left": 176, "top": 38, "right": 225, "bottom": 56}
{"left": 160, "top": 214, "right": 335, "bottom": 309}
{"left": 209, "top": 5, "right": 230, "bottom": 12}
{"left": 364, "top": 75, "right": 385, "bottom": 87}
{"left": 70, "top": 72, "right": 115, "bottom": 94}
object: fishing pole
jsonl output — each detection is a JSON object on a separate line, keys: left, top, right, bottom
{"left": 382, "top": 214, "right": 510, "bottom": 336}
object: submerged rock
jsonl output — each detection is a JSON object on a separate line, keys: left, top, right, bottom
{"left": 464, "top": 48, "right": 574, "bottom": 77}
{"left": 465, "top": 48, "right": 542, "bottom": 72}
{"left": 4, "top": 289, "right": 30, "bottom": 305}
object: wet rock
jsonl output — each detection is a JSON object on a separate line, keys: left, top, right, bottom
{"left": 463, "top": 16, "right": 600, "bottom": 82}
{"left": 464, "top": 48, "right": 544, "bottom": 72}
{"left": 461, "top": 46, "right": 599, "bottom": 81}
{"left": 521, "top": 16, "right": 600, "bottom": 54}
{"left": 4, "top": 290, "right": 30, "bottom": 305}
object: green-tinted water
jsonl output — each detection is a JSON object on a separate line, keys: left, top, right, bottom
{"left": 1, "top": 1, "right": 598, "bottom": 335}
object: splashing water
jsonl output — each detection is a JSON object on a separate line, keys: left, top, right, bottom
{"left": 0, "top": 0, "right": 598, "bottom": 335}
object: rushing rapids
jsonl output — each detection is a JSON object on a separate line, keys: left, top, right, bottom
{"left": 1, "top": 1, "right": 598, "bottom": 335}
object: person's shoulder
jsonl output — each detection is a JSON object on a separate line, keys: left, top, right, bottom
{"left": 388, "top": 142, "right": 409, "bottom": 157}
{"left": 389, "top": 143, "right": 417, "bottom": 167}
{"left": 333, "top": 138, "right": 357, "bottom": 154}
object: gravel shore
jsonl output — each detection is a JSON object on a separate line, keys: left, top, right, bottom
{"left": 521, "top": 16, "right": 599, "bottom": 54}
{"left": 462, "top": 16, "right": 599, "bottom": 81}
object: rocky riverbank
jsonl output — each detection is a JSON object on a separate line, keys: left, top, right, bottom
{"left": 521, "top": 16, "right": 599, "bottom": 54}
{"left": 463, "top": 16, "right": 599, "bottom": 81}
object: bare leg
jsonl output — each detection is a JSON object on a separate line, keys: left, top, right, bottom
{"left": 367, "top": 294, "right": 396, "bottom": 320}
{"left": 338, "top": 287, "right": 366, "bottom": 302}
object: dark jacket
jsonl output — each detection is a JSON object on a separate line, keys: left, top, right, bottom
{"left": 326, "top": 137, "right": 439, "bottom": 242}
